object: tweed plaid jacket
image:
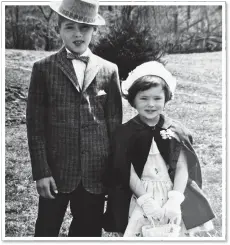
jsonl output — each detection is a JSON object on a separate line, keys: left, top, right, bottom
{"left": 26, "top": 47, "right": 122, "bottom": 194}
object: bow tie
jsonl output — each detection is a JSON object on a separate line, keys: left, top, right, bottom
{"left": 67, "top": 52, "right": 89, "bottom": 64}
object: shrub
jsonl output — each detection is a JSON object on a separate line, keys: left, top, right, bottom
{"left": 92, "top": 17, "right": 165, "bottom": 81}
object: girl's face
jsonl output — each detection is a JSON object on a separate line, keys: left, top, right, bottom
{"left": 60, "top": 20, "right": 97, "bottom": 55}
{"left": 133, "top": 86, "right": 165, "bottom": 126}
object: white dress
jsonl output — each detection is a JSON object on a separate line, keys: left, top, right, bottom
{"left": 123, "top": 137, "right": 213, "bottom": 237}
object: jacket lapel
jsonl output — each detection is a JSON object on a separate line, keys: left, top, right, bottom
{"left": 56, "top": 47, "right": 81, "bottom": 92}
{"left": 83, "top": 51, "right": 101, "bottom": 92}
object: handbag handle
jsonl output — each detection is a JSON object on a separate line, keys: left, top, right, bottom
{"left": 149, "top": 215, "right": 182, "bottom": 228}
{"left": 168, "top": 215, "right": 181, "bottom": 225}
{"left": 148, "top": 217, "right": 156, "bottom": 227}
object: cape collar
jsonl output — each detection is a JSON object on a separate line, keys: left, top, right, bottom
{"left": 132, "top": 114, "right": 172, "bottom": 130}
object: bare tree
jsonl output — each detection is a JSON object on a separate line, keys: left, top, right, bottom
{"left": 10, "top": 6, "right": 20, "bottom": 49}
{"left": 187, "top": 6, "right": 191, "bottom": 31}
{"left": 37, "top": 6, "right": 54, "bottom": 51}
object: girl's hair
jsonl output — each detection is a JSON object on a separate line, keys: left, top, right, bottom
{"left": 126, "top": 75, "right": 172, "bottom": 107}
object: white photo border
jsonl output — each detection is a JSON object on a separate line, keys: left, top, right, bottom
{"left": 1, "top": 0, "right": 227, "bottom": 244}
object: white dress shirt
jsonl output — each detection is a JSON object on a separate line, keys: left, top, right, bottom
{"left": 66, "top": 48, "right": 90, "bottom": 90}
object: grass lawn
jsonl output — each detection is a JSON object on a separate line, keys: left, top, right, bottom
{"left": 4, "top": 49, "right": 224, "bottom": 238}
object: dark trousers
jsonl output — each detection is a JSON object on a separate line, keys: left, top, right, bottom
{"left": 34, "top": 183, "right": 105, "bottom": 237}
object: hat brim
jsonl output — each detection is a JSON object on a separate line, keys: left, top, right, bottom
{"left": 121, "top": 61, "right": 177, "bottom": 96}
{"left": 50, "top": 1, "right": 105, "bottom": 26}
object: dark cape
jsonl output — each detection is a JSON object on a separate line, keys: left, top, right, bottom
{"left": 102, "top": 114, "right": 215, "bottom": 233}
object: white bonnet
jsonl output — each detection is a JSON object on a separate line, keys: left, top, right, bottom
{"left": 122, "top": 61, "right": 177, "bottom": 97}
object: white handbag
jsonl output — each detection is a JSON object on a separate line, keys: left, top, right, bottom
{"left": 142, "top": 220, "right": 181, "bottom": 237}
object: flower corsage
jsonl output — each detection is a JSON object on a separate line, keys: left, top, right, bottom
{"left": 160, "top": 129, "right": 175, "bottom": 140}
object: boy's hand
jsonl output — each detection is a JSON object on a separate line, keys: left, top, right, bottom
{"left": 36, "top": 177, "right": 58, "bottom": 199}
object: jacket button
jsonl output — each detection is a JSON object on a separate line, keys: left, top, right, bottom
{"left": 81, "top": 150, "right": 88, "bottom": 155}
{"left": 80, "top": 97, "right": 87, "bottom": 104}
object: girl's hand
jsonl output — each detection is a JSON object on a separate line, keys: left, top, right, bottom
{"left": 137, "top": 193, "right": 164, "bottom": 222}
{"left": 163, "top": 190, "right": 185, "bottom": 220}
{"left": 36, "top": 176, "right": 58, "bottom": 199}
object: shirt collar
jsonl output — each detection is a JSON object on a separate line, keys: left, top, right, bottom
{"left": 65, "top": 47, "right": 91, "bottom": 57}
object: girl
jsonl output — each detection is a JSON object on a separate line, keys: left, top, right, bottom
{"left": 103, "top": 61, "right": 215, "bottom": 237}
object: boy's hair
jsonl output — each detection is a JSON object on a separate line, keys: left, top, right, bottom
{"left": 58, "top": 15, "right": 68, "bottom": 28}
{"left": 57, "top": 14, "right": 98, "bottom": 30}
{"left": 126, "top": 75, "right": 172, "bottom": 107}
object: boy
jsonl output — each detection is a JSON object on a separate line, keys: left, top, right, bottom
{"left": 26, "top": 0, "right": 122, "bottom": 237}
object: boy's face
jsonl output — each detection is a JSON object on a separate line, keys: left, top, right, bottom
{"left": 59, "top": 19, "right": 97, "bottom": 55}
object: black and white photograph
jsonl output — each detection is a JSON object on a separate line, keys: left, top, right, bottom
{"left": 2, "top": 0, "right": 226, "bottom": 241}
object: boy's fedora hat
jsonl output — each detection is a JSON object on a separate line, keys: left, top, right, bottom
{"left": 50, "top": 0, "right": 105, "bottom": 25}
